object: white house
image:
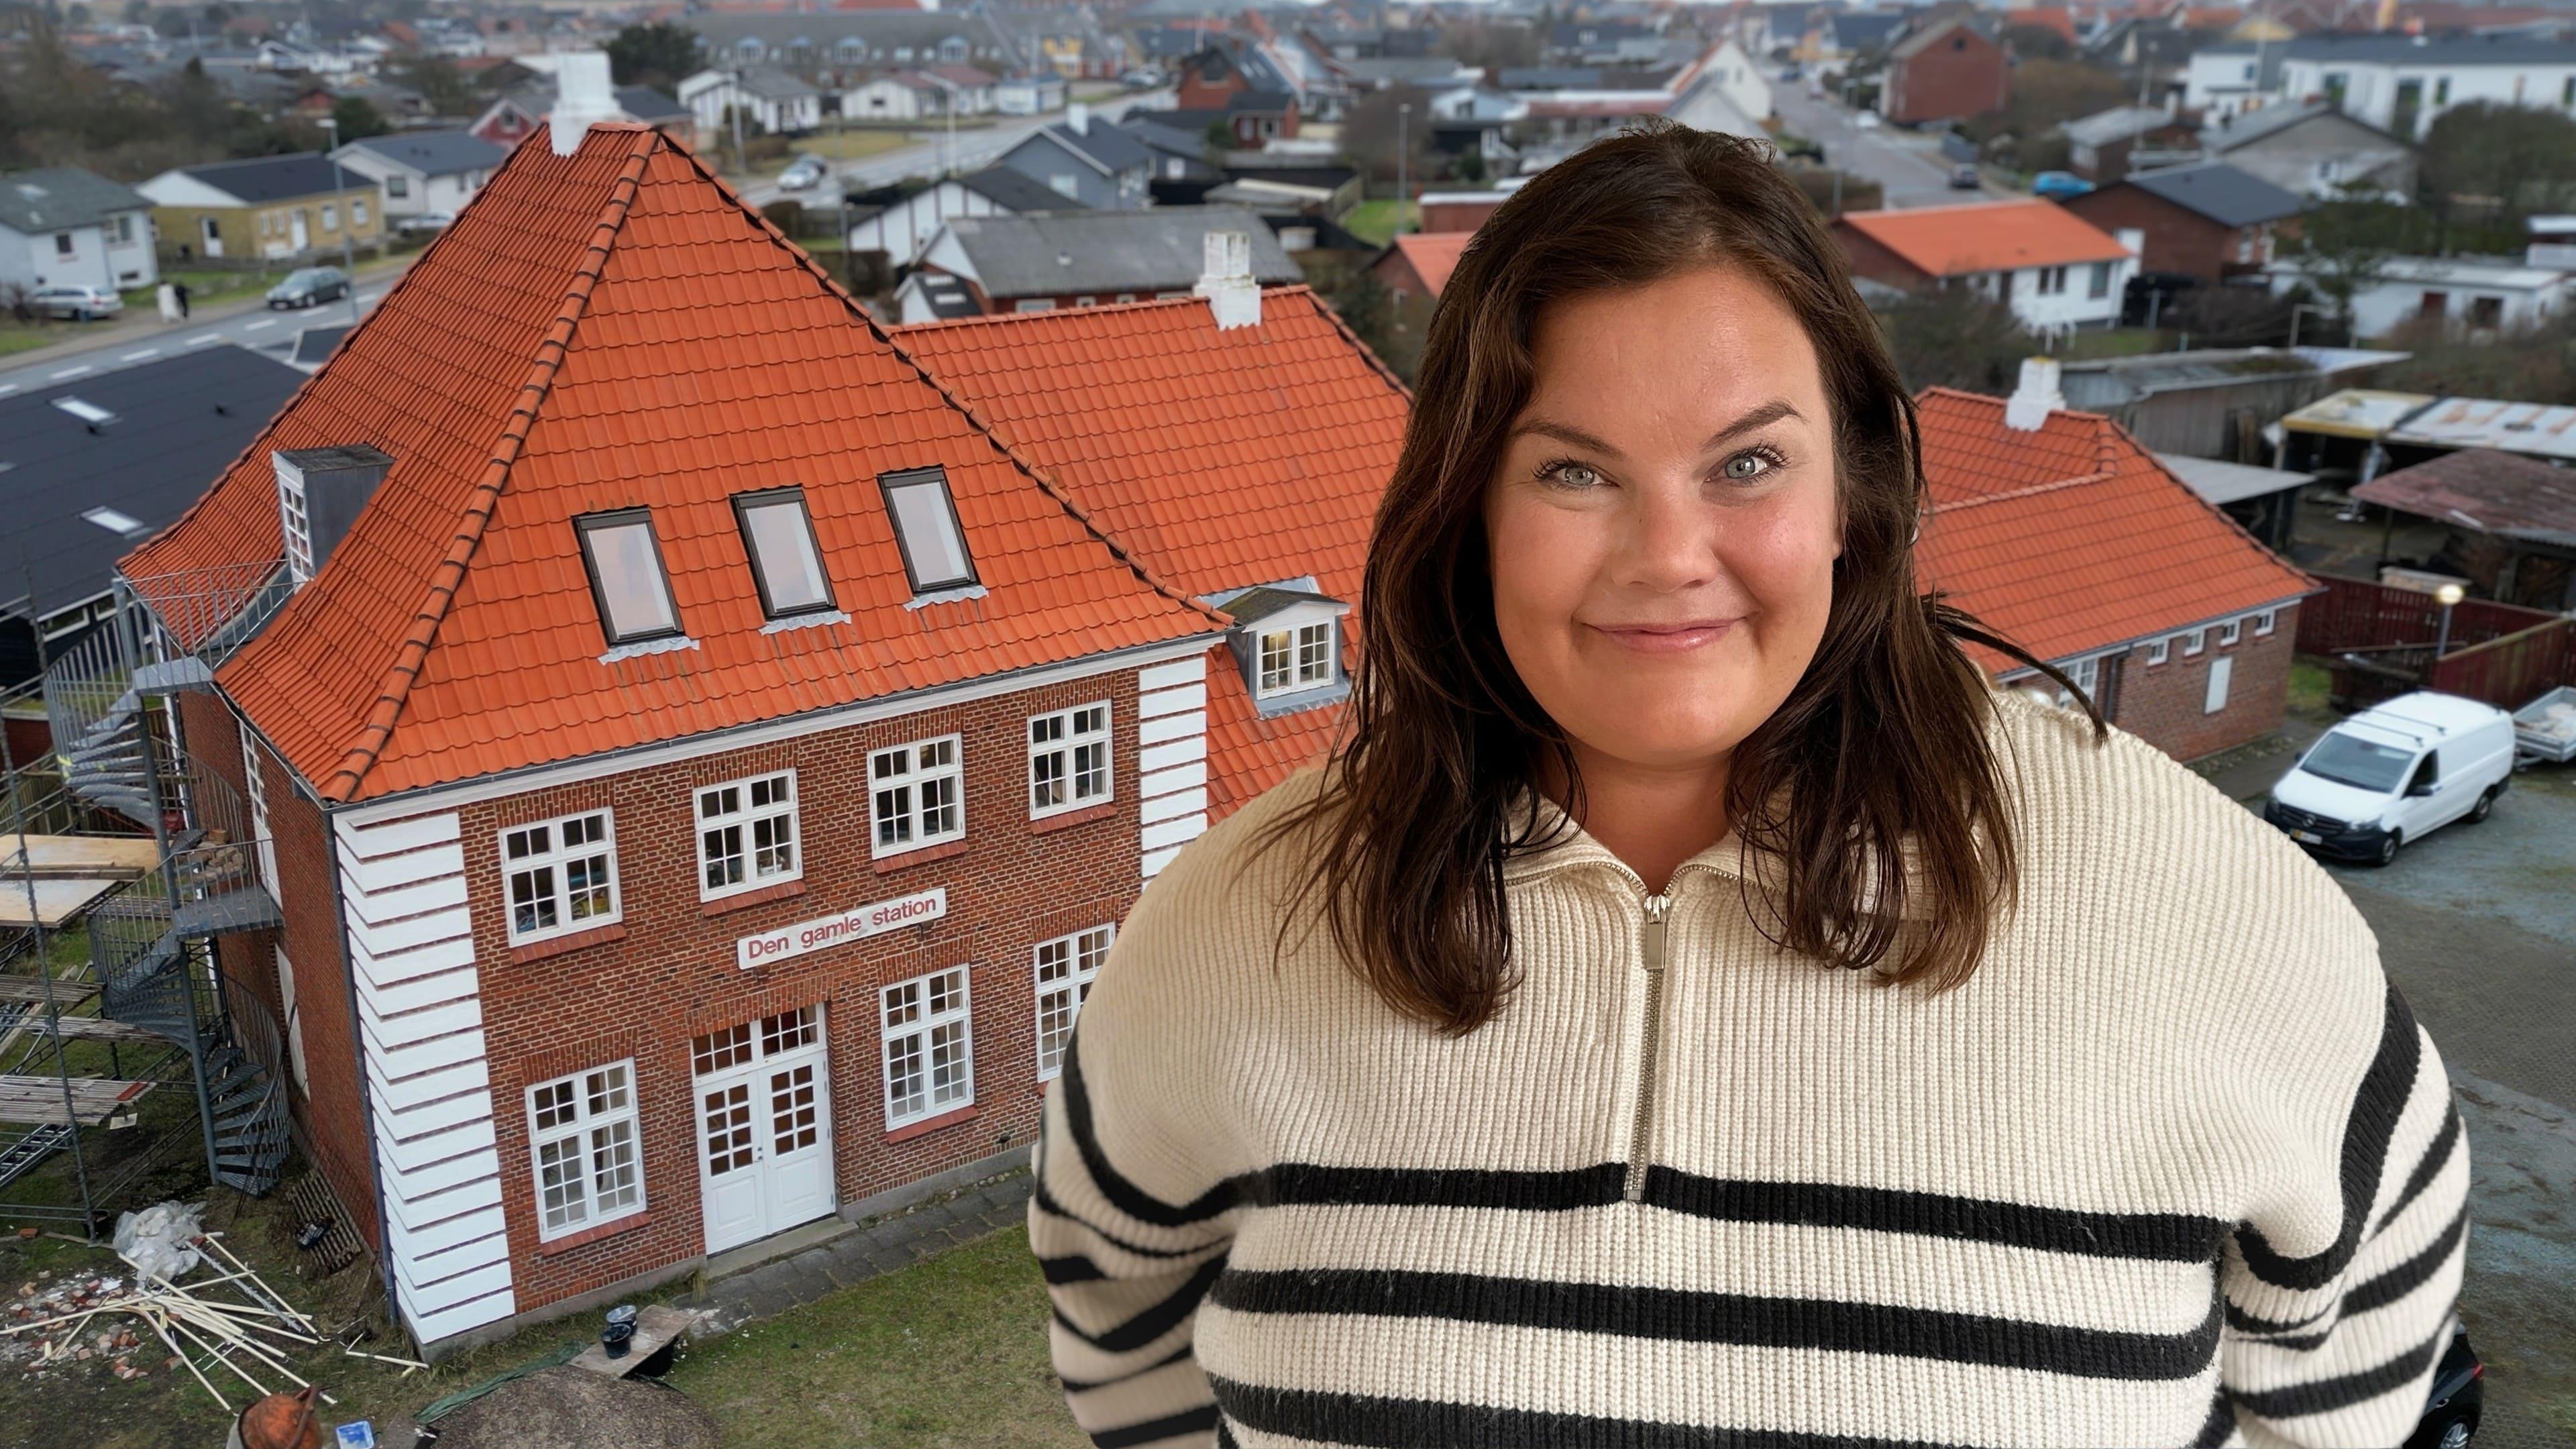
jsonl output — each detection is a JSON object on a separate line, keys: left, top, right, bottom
{"left": 844, "top": 72, "right": 952, "bottom": 122}
{"left": 2270, "top": 35, "right": 2576, "bottom": 142}
{"left": 2268, "top": 254, "right": 2571, "bottom": 338}
{"left": 2182, "top": 44, "right": 2286, "bottom": 121}
{"left": 1835, "top": 199, "right": 2140, "bottom": 335}
{"left": 0, "top": 166, "right": 157, "bottom": 292}
{"left": 845, "top": 166, "right": 1080, "bottom": 266}
{"left": 678, "top": 66, "right": 824, "bottom": 136}
{"left": 1689, "top": 39, "right": 1774, "bottom": 125}
{"left": 328, "top": 130, "right": 508, "bottom": 223}
{"left": 995, "top": 72, "right": 1069, "bottom": 115}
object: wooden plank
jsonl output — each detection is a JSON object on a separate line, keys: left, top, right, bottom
{"left": 0, "top": 978, "right": 99, "bottom": 1006}
{"left": 0, "top": 835, "right": 161, "bottom": 879}
{"left": 567, "top": 1305, "right": 694, "bottom": 1379}
{"left": 0, "top": 1074, "right": 154, "bottom": 1126}
{"left": 0, "top": 878, "right": 125, "bottom": 928}
{"left": 36, "top": 1016, "right": 164, "bottom": 1045}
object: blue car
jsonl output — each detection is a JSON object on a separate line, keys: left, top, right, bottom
{"left": 2031, "top": 170, "right": 2094, "bottom": 200}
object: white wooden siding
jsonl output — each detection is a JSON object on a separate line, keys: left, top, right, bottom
{"left": 1136, "top": 653, "right": 1214, "bottom": 879}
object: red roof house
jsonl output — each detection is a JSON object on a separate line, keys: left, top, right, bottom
{"left": 1833, "top": 200, "right": 2139, "bottom": 331}
{"left": 99, "top": 114, "right": 1400, "bottom": 1355}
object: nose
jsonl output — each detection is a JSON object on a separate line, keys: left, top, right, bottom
{"left": 1609, "top": 474, "right": 1723, "bottom": 596}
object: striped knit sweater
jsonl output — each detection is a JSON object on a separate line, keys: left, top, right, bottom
{"left": 1028, "top": 683, "right": 2471, "bottom": 1448}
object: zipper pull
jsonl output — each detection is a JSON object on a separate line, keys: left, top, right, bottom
{"left": 1624, "top": 891, "right": 1673, "bottom": 1204}
{"left": 1641, "top": 892, "right": 1670, "bottom": 973}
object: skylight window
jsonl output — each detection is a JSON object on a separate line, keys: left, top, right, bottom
{"left": 733, "top": 488, "right": 835, "bottom": 618}
{"left": 574, "top": 509, "right": 683, "bottom": 645}
{"left": 83, "top": 506, "right": 149, "bottom": 537}
{"left": 879, "top": 468, "right": 977, "bottom": 594}
{"left": 53, "top": 398, "right": 115, "bottom": 429}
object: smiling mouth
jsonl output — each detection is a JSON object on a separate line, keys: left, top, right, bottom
{"left": 1589, "top": 619, "right": 1742, "bottom": 651}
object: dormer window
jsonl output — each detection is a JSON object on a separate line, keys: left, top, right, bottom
{"left": 733, "top": 487, "right": 835, "bottom": 618}
{"left": 1218, "top": 582, "right": 1351, "bottom": 713}
{"left": 574, "top": 509, "right": 682, "bottom": 645}
{"left": 880, "top": 467, "right": 977, "bottom": 594}
{"left": 1258, "top": 621, "right": 1334, "bottom": 696}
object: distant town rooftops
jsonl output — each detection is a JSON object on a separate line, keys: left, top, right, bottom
{"left": 2269, "top": 32, "right": 2576, "bottom": 62}
{"left": 0, "top": 166, "right": 152, "bottom": 234}
{"left": 166, "top": 152, "right": 357, "bottom": 203}
{"left": 1835, "top": 199, "right": 2133, "bottom": 276}
{"left": 935, "top": 206, "right": 1301, "bottom": 297}
{"left": 336, "top": 129, "right": 508, "bottom": 177}
{"left": 2118, "top": 161, "right": 2305, "bottom": 227}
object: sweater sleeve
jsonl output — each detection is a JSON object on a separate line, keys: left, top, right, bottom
{"left": 1026, "top": 883, "right": 1244, "bottom": 1448}
{"left": 2216, "top": 979, "right": 2471, "bottom": 1448}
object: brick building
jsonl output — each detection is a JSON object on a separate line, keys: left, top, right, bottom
{"left": 1917, "top": 361, "right": 2318, "bottom": 761}
{"left": 113, "top": 117, "right": 1403, "bottom": 1356}
{"left": 1880, "top": 17, "right": 2009, "bottom": 126}
{"left": 2057, "top": 162, "right": 2304, "bottom": 286}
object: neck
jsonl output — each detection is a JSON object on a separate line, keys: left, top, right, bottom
{"left": 1537, "top": 745, "right": 1731, "bottom": 896}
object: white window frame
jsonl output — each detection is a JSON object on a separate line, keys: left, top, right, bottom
{"left": 2252, "top": 609, "right": 2275, "bottom": 637}
{"left": 2180, "top": 627, "right": 2205, "bottom": 657}
{"left": 240, "top": 733, "right": 278, "bottom": 890}
{"left": 695, "top": 770, "right": 801, "bottom": 902}
{"left": 320, "top": 202, "right": 338, "bottom": 232}
{"left": 2051, "top": 653, "right": 2099, "bottom": 710}
{"left": 2145, "top": 637, "right": 2169, "bottom": 665}
{"left": 351, "top": 197, "right": 368, "bottom": 227}
{"left": 499, "top": 809, "right": 621, "bottom": 945}
{"left": 525, "top": 1059, "right": 645, "bottom": 1240}
{"left": 1028, "top": 700, "right": 1113, "bottom": 819}
{"left": 2218, "top": 619, "right": 2242, "bottom": 646}
{"left": 278, "top": 461, "right": 315, "bottom": 584}
{"left": 881, "top": 966, "right": 973, "bottom": 1128}
{"left": 1034, "top": 924, "right": 1112, "bottom": 1081}
{"left": 1257, "top": 620, "right": 1335, "bottom": 697}
{"left": 869, "top": 734, "right": 965, "bottom": 858}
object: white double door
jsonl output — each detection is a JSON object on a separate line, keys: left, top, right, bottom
{"left": 696, "top": 1010, "right": 837, "bottom": 1254}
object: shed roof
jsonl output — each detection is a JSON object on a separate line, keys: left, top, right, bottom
{"left": 2351, "top": 447, "right": 2576, "bottom": 545}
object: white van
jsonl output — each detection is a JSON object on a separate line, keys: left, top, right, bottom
{"left": 2264, "top": 691, "right": 2517, "bottom": 866}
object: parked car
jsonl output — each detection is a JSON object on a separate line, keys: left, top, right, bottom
{"left": 2031, "top": 170, "right": 2094, "bottom": 200}
{"left": 1948, "top": 162, "right": 1982, "bottom": 190}
{"left": 25, "top": 283, "right": 124, "bottom": 321}
{"left": 2408, "top": 1315, "right": 2484, "bottom": 1449}
{"left": 397, "top": 213, "right": 456, "bottom": 237}
{"left": 1854, "top": 109, "right": 1882, "bottom": 129}
{"left": 1120, "top": 66, "right": 1165, "bottom": 90}
{"left": 2264, "top": 691, "right": 2517, "bottom": 866}
{"left": 266, "top": 266, "right": 350, "bottom": 309}
{"left": 778, "top": 156, "right": 828, "bottom": 191}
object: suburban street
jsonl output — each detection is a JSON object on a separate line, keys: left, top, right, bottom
{"left": 737, "top": 87, "right": 1174, "bottom": 209}
{"left": 0, "top": 280, "right": 396, "bottom": 398}
{"left": 1770, "top": 81, "right": 1992, "bottom": 209}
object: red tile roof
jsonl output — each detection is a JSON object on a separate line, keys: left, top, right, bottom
{"left": 1914, "top": 387, "right": 2316, "bottom": 672}
{"left": 1387, "top": 231, "right": 1470, "bottom": 299}
{"left": 123, "top": 123, "right": 1221, "bottom": 804}
{"left": 893, "top": 290, "right": 1407, "bottom": 809}
{"left": 1835, "top": 200, "right": 2131, "bottom": 278}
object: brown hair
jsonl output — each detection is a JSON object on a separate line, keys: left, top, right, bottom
{"left": 1251, "top": 121, "right": 2106, "bottom": 1035}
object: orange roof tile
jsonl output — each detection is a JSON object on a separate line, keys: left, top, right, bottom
{"left": 1913, "top": 387, "right": 2316, "bottom": 673}
{"left": 894, "top": 290, "right": 1407, "bottom": 810}
{"left": 1388, "top": 231, "right": 1471, "bottom": 299}
{"left": 123, "top": 123, "right": 1222, "bottom": 804}
{"left": 1836, "top": 200, "right": 2131, "bottom": 278}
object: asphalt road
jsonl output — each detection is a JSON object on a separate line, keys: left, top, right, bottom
{"left": 0, "top": 282, "right": 394, "bottom": 398}
{"left": 1769, "top": 83, "right": 1992, "bottom": 210}
{"left": 738, "top": 88, "right": 1176, "bottom": 209}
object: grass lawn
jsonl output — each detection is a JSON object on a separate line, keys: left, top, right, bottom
{"left": 0, "top": 323, "right": 85, "bottom": 357}
{"left": 672, "top": 1224, "right": 1082, "bottom": 1448}
{"left": 1342, "top": 199, "right": 1419, "bottom": 248}
{"left": 2057, "top": 327, "right": 2165, "bottom": 360}
{"left": 2287, "top": 658, "right": 2335, "bottom": 720}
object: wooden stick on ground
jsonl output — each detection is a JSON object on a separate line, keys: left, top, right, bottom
{"left": 138, "top": 1303, "right": 232, "bottom": 1414}
{"left": 156, "top": 1305, "right": 272, "bottom": 1400}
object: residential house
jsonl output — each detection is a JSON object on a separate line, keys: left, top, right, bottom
{"left": 2059, "top": 162, "right": 2304, "bottom": 283}
{"left": 2196, "top": 100, "right": 2417, "bottom": 202}
{"left": 1881, "top": 16, "right": 2010, "bottom": 124}
{"left": 2182, "top": 42, "right": 2290, "bottom": 120}
{"left": 844, "top": 166, "right": 1079, "bottom": 267}
{"left": 0, "top": 346, "right": 303, "bottom": 687}
{"left": 1917, "top": 360, "right": 2316, "bottom": 761}
{"left": 2062, "top": 104, "right": 2199, "bottom": 183}
{"left": 899, "top": 206, "right": 1301, "bottom": 319}
{"left": 470, "top": 85, "right": 696, "bottom": 151}
{"left": 1367, "top": 229, "right": 1470, "bottom": 374}
{"left": 1119, "top": 112, "right": 1232, "bottom": 199}
{"left": 688, "top": 11, "right": 1020, "bottom": 78}
{"left": 2352, "top": 447, "right": 2576, "bottom": 610}
{"left": 1833, "top": 199, "right": 2138, "bottom": 332}
{"left": 843, "top": 66, "right": 1002, "bottom": 121}
{"left": 329, "top": 131, "right": 509, "bottom": 225}
{"left": 994, "top": 109, "right": 1153, "bottom": 209}
{"left": 678, "top": 67, "right": 824, "bottom": 137}
{"left": 2270, "top": 34, "right": 2576, "bottom": 142}
{"left": 1419, "top": 186, "right": 1523, "bottom": 233}
{"left": 136, "top": 153, "right": 385, "bottom": 264}
{"left": 0, "top": 166, "right": 158, "bottom": 292}
{"left": 994, "top": 72, "right": 1071, "bottom": 115}
{"left": 1689, "top": 38, "right": 1775, "bottom": 123}
{"left": 103, "top": 115, "right": 1404, "bottom": 1357}
{"left": 2266, "top": 253, "right": 2571, "bottom": 337}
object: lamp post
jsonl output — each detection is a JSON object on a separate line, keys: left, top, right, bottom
{"left": 317, "top": 113, "right": 360, "bottom": 324}
{"left": 2432, "top": 581, "right": 2464, "bottom": 661}
{"left": 1396, "top": 102, "right": 1411, "bottom": 237}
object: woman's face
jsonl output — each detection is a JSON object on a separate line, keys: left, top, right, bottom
{"left": 1483, "top": 264, "right": 1842, "bottom": 778}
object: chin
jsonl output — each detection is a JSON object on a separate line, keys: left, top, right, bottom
{"left": 1566, "top": 702, "right": 1760, "bottom": 767}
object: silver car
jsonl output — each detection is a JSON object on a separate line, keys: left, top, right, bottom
{"left": 28, "top": 284, "right": 125, "bottom": 321}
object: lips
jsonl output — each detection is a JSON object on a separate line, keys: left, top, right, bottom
{"left": 1589, "top": 619, "right": 1741, "bottom": 653}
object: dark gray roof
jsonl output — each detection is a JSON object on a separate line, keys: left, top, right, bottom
{"left": 0, "top": 167, "right": 152, "bottom": 235}
{"left": 2063, "top": 105, "right": 2180, "bottom": 148}
{"left": 1022, "top": 119, "right": 1152, "bottom": 174}
{"left": 1119, "top": 112, "right": 1218, "bottom": 158}
{"left": 2199, "top": 99, "right": 2379, "bottom": 150}
{"left": 176, "top": 153, "right": 355, "bottom": 203}
{"left": 1499, "top": 65, "right": 1604, "bottom": 89}
{"left": 737, "top": 66, "right": 820, "bottom": 100}
{"left": 338, "top": 129, "right": 506, "bottom": 177}
{"left": 614, "top": 86, "right": 689, "bottom": 123}
{"left": 0, "top": 346, "right": 305, "bottom": 619}
{"left": 942, "top": 205, "right": 1302, "bottom": 297}
{"left": 1222, "top": 584, "right": 1340, "bottom": 625}
{"left": 957, "top": 165, "right": 1088, "bottom": 213}
{"left": 907, "top": 272, "right": 981, "bottom": 319}
{"left": 1832, "top": 11, "right": 1913, "bottom": 50}
{"left": 2121, "top": 162, "right": 2305, "bottom": 227}
{"left": 2280, "top": 33, "right": 2576, "bottom": 64}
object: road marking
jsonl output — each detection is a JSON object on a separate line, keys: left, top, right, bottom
{"left": 0, "top": 384, "right": 17, "bottom": 396}
{"left": 242, "top": 319, "right": 276, "bottom": 330}
{"left": 50, "top": 365, "right": 92, "bottom": 379}
{"left": 121, "top": 349, "right": 161, "bottom": 361}
{"left": 185, "top": 333, "right": 221, "bottom": 345}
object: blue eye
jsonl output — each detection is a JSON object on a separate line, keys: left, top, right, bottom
{"left": 1538, "top": 459, "right": 1603, "bottom": 489}
{"left": 1722, "top": 447, "right": 1786, "bottom": 482}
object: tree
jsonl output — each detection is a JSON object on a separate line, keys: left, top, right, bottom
{"left": 1454, "top": 146, "right": 1486, "bottom": 184}
{"left": 2290, "top": 194, "right": 2409, "bottom": 340}
{"left": 1317, "top": 266, "right": 1411, "bottom": 381}
{"left": 2003, "top": 23, "right": 2071, "bottom": 60}
{"left": 2418, "top": 101, "right": 2576, "bottom": 229}
{"left": 1874, "top": 286, "right": 2030, "bottom": 394}
{"left": 608, "top": 21, "right": 703, "bottom": 91}
{"left": 1960, "top": 58, "right": 2128, "bottom": 150}
{"left": 1203, "top": 117, "right": 1234, "bottom": 158}
{"left": 1442, "top": 19, "right": 1538, "bottom": 72}
{"left": 1341, "top": 84, "right": 1437, "bottom": 187}
{"left": 2375, "top": 311, "right": 2576, "bottom": 404}
{"left": 382, "top": 53, "right": 475, "bottom": 118}
{"left": 331, "top": 95, "right": 387, "bottom": 142}
{"left": 121, "top": 0, "right": 151, "bottom": 22}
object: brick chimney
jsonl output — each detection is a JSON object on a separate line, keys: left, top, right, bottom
{"left": 1193, "top": 229, "right": 1260, "bottom": 330}
{"left": 2003, "top": 356, "right": 2064, "bottom": 432}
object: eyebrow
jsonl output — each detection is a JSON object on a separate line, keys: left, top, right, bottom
{"left": 1507, "top": 399, "right": 1805, "bottom": 459}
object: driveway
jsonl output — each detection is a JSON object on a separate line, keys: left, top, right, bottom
{"left": 1769, "top": 85, "right": 1991, "bottom": 209}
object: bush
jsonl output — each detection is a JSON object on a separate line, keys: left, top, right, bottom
{"left": 1780, "top": 166, "right": 1881, "bottom": 216}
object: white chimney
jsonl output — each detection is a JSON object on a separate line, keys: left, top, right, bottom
{"left": 1193, "top": 229, "right": 1261, "bottom": 330}
{"left": 2004, "top": 356, "right": 2065, "bottom": 431}
{"left": 549, "top": 50, "right": 619, "bottom": 156}
{"left": 1067, "top": 100, "right": 1090, "bottom": 134}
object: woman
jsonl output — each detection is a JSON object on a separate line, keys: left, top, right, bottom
{"left": 1028, "top": 123, "right": 2467, "bottom": 1448}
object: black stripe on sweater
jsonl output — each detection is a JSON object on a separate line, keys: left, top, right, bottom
{"left": 1055, "top": 1254, "right": 1231, "bottom": 1354}
{"left": 1644, "top": 1166, "right": 2229, "bottom": 1263}
{"left": 1089, "top": 1404, "right": 1220, "bottom": 1448}
{"left": 2226, "top": 1320, "right": 2449, "bottom": 1419}
{"left": 2191, "top": 1385, "right": 2239, "bottom": 1448}
{"left": 1205, "top": 1375, "right": 1978, "bottom": 1449}
{"left": 1206, "top": 1267, "right": 2223, "bottom": 1381}
{"left": 2235, "top": 983, "right": 2421, "bottom": 1293}
{"left": 2372, "top": 1100, "right": 2463, "bottom": 1243}
{"left": 2345, "top": 1199, "right": 2468, "bottom": 1318}
{"left": 1031, "top": 1177, "right": 1217, "bottom": 1261}
{"left": 1233, "top": 1161, "right": 1628, "bottom": 1212}
{"left": 1059, "top": 1341, "right": 1195, "bottom": 1394}
{"left": 1062, "top": 1034, "right": 1242, "bottom": 1229}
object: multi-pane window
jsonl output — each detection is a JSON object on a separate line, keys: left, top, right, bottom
{"left": 2253, "top": 609, "right": 2276, "bottom": 637}
{"left": 574, "top": 509, "right": 683, "bottom": 645}
{"left": 2146, "top": 637, "right": 2169, "bottom": 665}
{"left": 1258, "top": 621, "right": 1334, "bottom": 696}
{"left": 527, "top": 1061, "right": 643, "bottom": 1238}
{"left": 240, "top": 735, "right": 277, "bottom": 890}
{"left": 2218, "top": 619, "right": 2242, "bottom": 647}
{"left": 1034, "top": 925, "right": 1111, "bottom": 1081}
{"left": 2051, "top": 655, "right": 2098, "bottom": 711}
{"left": 2035, "top": 266, "right": 2068, "bottom": 295}
{"left": 1028, "top": 702, "right": 1111, "bottom": 818}
{"left": 870, "top": 735, "right": 963, "bottom": 857}
{"left": 501, "top": 810, "right": 619, "bottom": 944}
{"left": 697, "top": 771, "right": 799, "bottom": 899}
{"left": 2180, "top": 628, "right": 2205, "bottom": 657}
{"left": 2087, "top": 262, "right": 2112, "bottom": 299}
{"left": 880, "top": 468, "right": 977, "bottom": 593}
{"left": 278, "top": 462, "right": 315, "bottom": 583}
{"left": 733, "top": 488, "right": 836, "bottom": 618}
{"left": 882, "top": 967, "right": 972, "bottom": 1128}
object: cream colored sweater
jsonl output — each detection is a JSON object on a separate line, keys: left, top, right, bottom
{"left": 1028, "top": 684, "right": 2470, "bottom": 1448}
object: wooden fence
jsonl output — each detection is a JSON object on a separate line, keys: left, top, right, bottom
{"left": 2297, "top": 575, "right": 2576, "bottom": 711}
